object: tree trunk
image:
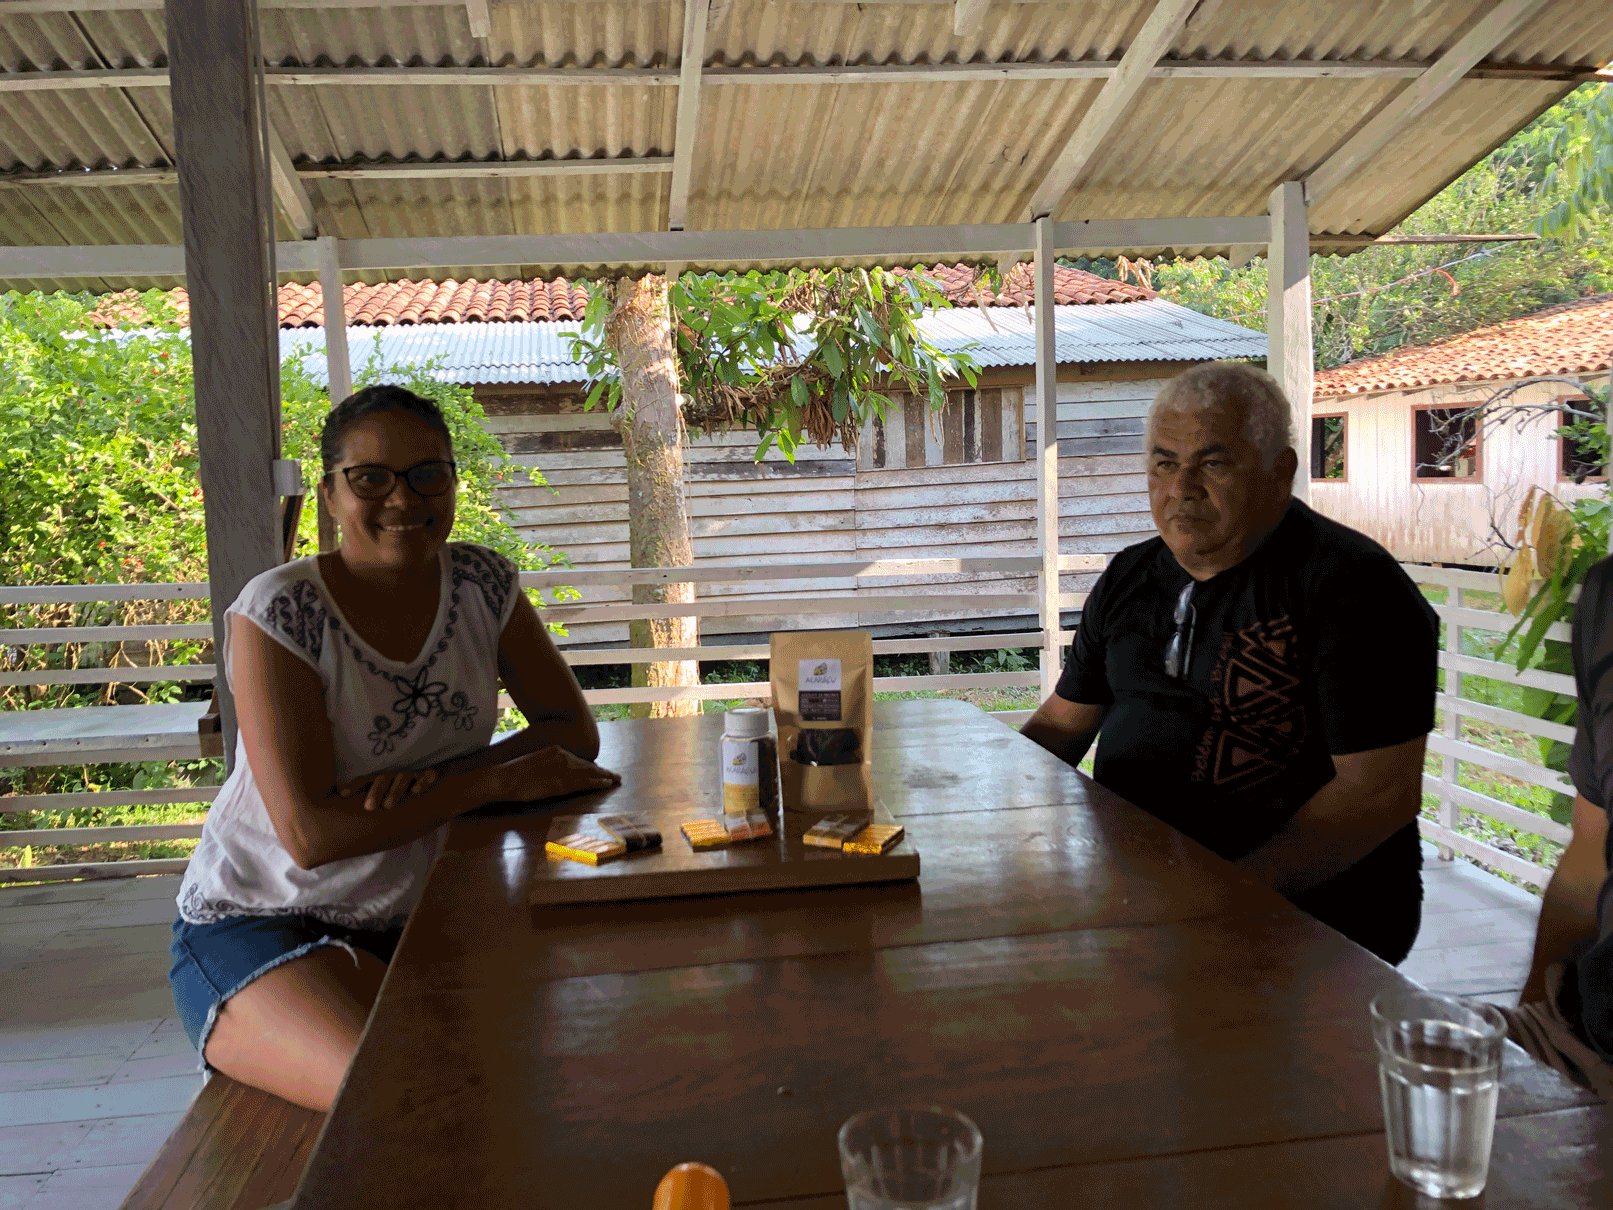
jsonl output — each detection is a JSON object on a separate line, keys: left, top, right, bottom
{"left": 605, "top": 275, "right": 700, "bottom": 719}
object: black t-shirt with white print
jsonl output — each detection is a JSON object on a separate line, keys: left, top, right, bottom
{"left": 1056, "top": 500, "right": 1439, "bottom": 954}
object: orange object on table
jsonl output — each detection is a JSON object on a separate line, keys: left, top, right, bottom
{"left": 652, "top": 1161, "right": 729, "bottom": 1210}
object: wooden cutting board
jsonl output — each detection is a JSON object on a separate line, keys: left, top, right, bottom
{"left": 527, "top": 800, "right": 919, "bottom": 906}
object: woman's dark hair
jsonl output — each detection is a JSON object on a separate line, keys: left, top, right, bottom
{"left": 320, "top": 385, "right": 454, "bottom": 477}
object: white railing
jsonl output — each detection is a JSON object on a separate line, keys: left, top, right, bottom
{"left": 1406, "top": 564, "right": 1574, "bottom": 889}
{"left": 0, "top": 555, "right": 1103, "bottom": 881}
{"left": 1, "top": 557, "right": 1574, "bottom": 889}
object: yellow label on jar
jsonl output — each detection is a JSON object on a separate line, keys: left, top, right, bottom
{"left": 722, "top": 738, "right": 761, "bottom": 815}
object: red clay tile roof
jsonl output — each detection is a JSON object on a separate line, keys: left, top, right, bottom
{"left": 918, "top": 262, "right": 1156, "bottom": 306}
{"left": 91, "top": 277, "right": 593, "bottom": 328}
{"left": 89, "top": 263, "right": 1151, "bottom": 328}
{"left": 1314, "top": 293, "right": 1613, "bottom": 396}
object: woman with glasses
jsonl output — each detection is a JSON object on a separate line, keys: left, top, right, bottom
{"left": 169, "top": 385, "right": 618, "bottom": 1112}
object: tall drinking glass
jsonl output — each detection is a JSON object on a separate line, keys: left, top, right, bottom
{"left": 1371, "top": 987, "right": 1507, "bottom": 1199}
{"left": 838, "top": 1106, "right": 983, "bottom": 1210}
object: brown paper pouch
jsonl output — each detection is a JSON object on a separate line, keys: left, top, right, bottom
{"left": 770, "top": 630, "right": 874, "bottom": 813}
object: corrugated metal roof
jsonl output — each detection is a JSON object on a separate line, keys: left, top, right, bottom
{"left": 281, "top": 320, "right": 591, "bottom": 386}
{"left": 920, "top": 298, "right": 1267, "bottom": 366}
{"left": 2, "top": 1, "right": 1609, "bottom": 291}
{"left": 277, "top": 297, "right": 1264, "bottom": 386}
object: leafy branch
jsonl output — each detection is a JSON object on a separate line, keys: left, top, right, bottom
{"left": 565, "top": 268, "right": 980, "bottom": 460}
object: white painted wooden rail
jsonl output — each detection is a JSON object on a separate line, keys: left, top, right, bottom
{"left": 1, "top": 556, "right": 1088, "bottom": 881}
{"left": 0, "top": 556, "right": 1574, "bottom": 891}
{"left": 1406, "top": 563, "right": 1575, "bottom": 889}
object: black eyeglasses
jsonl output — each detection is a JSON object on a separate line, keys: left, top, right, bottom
{"left": 1164, "top": 581, "right": 1196, "bottom": 680}
{"left": 335, "top": 459, "right": 457, "bottom": 501}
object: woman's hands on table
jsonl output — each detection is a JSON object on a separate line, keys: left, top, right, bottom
{"left": 340, "top": 745, "right": 619, "bottom": 813}
{"left": 338, "top": 768, "right": 439, "bottom": 813}
{"left": 496, "top": 745, "right": 621, "bottom": 802}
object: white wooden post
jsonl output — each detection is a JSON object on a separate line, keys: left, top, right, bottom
{"left": 318, "top": 235, "right": 352, "bottom": 403}
{"left": 1267, "top": 181, "right": 1312, "bottom": 502}
{"left": 316, "top": 235, "right": 350, "bottom": 551}
{"left": 1438, "top": 585, "right": 1463, "bottom": 860}
{"left": 164, "top": 0, "right": 285, "bottom": 766}
{"left": 1033, "top": 215, "right": 1060, "bottom": 699}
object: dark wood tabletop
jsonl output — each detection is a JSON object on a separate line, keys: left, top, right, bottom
{"left": 291, "top": 700, "right": 1607, "bottom": 1209}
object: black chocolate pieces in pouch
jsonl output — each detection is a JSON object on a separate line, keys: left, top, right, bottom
{"left": 791, "top": 728, "right": 863, "bottom": 767}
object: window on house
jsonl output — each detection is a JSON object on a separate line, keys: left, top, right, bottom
{"left": 1413, "top": 407, "right": 1480, "bottom": 480}
{"left": 1310, "top": 415, "right": 1345, "bottom": 480}
{"left": 1559, "top": 397, "right": 1606, "bottom": 483}
{"left": 859, "top": 388, "right": 1025, "bottom": 470}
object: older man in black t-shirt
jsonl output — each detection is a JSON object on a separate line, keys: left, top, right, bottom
{"left": 1023, "top": 362, "right": 1438, "bottom": 963}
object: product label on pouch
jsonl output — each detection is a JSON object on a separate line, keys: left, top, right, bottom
{"left": 798, "top": 658, "right": 843, "bottom": 721}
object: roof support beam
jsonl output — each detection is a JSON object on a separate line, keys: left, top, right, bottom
{"left": 299, "top": 156, "right": 674, "bottom": 180}
{"left": 1024, "top": 0, "right": 1198, "bottom": 220}
{"left": 668, "top": 0, "right": 710, "bottom": 232}
{"left": 0, "top": 157, "right": 673, "bottom": 188}
{"left": 1304, "top": 0, "right": 1555, "bottom": 205}
{"left": 0, "top": 216, "right": 1277, "bottom": 280}
{"left": 1032, "top": 214, "right": 1059, "bottom": 701}
{"left": 953, "top": 0, "right": 989, "bottom": 37}
{"left": 316, "top": 233, "right": 350, "bottom": 550}
{"left": 266, "top": 123, "right": 317, "bottom": 239}
{"left": 1266, "top": 181, "right": 1312, "bottom": 503}
{"left": 2, "top": 59, "right": 1599, "bottom": 94}
{"left": 164, "top": 0, "right": 285, "bottom": 764}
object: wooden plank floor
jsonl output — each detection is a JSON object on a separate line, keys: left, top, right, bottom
{"left": 0, "top": 875, "right": 200, "bottom": 1210}
{"left": 0, "top": 846, "right": 1544, "bottom": 1209}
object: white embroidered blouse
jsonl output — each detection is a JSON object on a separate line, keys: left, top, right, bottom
{"left": 177, "top": 543, "right": 520, "bottom": 929}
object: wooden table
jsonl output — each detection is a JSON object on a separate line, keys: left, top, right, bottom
{"left": 292, "top": 701, "right": 1609, "bottom": 1209}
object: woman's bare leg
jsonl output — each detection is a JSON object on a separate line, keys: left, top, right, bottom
{"left": 203, "top": 945, "right": 388, "bottom": 1112}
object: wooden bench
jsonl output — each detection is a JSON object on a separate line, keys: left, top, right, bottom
{"left": 118, "top": 1075, "right": 324, "bottom": 1210}
{"left": 0, "top": 701, "right": 212, "bottom": 767}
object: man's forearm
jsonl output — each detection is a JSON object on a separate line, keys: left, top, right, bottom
{"left": 1521, "top": 862, "right": 1603, "bottom": 1004}
{"left": 1236, "top": 776, "right": 1417, "bottom": 897}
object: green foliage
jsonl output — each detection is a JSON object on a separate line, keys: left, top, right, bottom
{"left": 280, "top": 334, "right": 562, "bottom": 575}
{"left": 978, "top": 647, "right": 1033, "bottom": 673}
{"left": 1538, "top": 83, "right": 1613, "bottom": 240}
{"left": 1147, "top": 87, "right": 1613, "bottom": 370}
{"left": 0, "top": 288, "right": 571, "bottom": 771}
{"left": 565, "top": 268, "right": 980, "bottom": 459}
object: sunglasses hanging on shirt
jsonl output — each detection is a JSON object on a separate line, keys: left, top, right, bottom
{"left": 1164, "top": 581, "right": 1196, "bottom": 680}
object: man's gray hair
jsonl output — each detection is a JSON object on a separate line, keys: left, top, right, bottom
{"left": 1147, "top": 362, "right": 1296, "bottom": 472}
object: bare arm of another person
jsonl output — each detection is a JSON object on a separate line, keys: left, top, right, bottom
{"left": 232, "top": 615, "right": 617, "bottom": 869}
{"left": 1235, "top": 736, "right": 1426, "bottom": 897}
{"left": 1520, "top": 794, "right": 1608, "bottom": 1005}
{"left": 1020, "top": 697, "right": 1107, "bottom": 769}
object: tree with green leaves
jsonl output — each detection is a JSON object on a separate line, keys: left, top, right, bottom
{"left": 1538, "top": 83, "right": 1613, "bottom": 240}
{"left": 566, "top": 267, "right": 977, "bottom": 717}
{"left": 0, "top": 289, "right": 561, "bottom": 716}
{"left": 1143, "top": 86, "right": 1612, "bottom": 370}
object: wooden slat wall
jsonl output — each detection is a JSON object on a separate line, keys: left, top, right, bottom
{"left": 484, "top": 376, "right": 1163, "bottom": 646}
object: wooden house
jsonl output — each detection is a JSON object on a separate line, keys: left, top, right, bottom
{"left": 1310, "top": 294, "right": 1613, "bottom": 567}
{"left": 272, "top": 266, "right": 1266, "bottom": 645}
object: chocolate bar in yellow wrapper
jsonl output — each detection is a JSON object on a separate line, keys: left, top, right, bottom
{"left": 843, "top": 824, "right": 904, "bottom": 856}
{"left": 545, "top": 832, "right": 626, "bottom": 866}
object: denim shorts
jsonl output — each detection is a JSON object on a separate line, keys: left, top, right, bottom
{"left": 168, "top": 913, "right": 405, "bottom": 1069}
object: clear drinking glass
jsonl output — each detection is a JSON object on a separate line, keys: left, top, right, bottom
{"left": 838, "top": 1106, "right": 983, "bottom": 1210}
{"left": 1370, "top": 987, "right": 1507, "bottom": 1199}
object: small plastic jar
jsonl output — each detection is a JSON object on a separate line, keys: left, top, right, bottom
{"left": 721, "top": 706, "right": 780, "bottom": 824}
